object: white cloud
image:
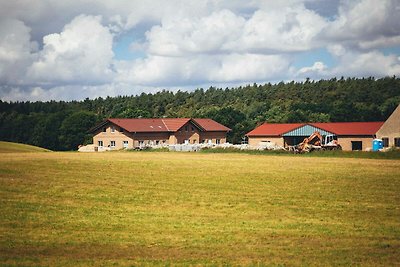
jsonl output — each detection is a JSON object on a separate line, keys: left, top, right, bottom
{"left": 297, "top": 61, "right": 328, "bottom": 77}
{"left": 0, "top": 0, "right": 399, "bottom": 101}
{"left": 27, "top": 15, "right": 115, "bottom": 86}
{"left": 145, "top": 4, "right": 327, "bottom": 56}
{"left": 146, "top": 9, "right": 246, "bottom": 56}
{"left": 208, "top": 53, "right": 289, "bottom": 82}
{"left": 327, "top": 44, "right": 346, "bottom": 57}
{"left": 236, "top": 5, "right": 327, "bottom": 53}
{"left": 325, "top": 0, "right": 400, "bottom": 49}
{"left": 116, "top": 53, "right": 289, "bottom": 86}
{"left": 331, "top": 50, "right": 400, "bottom": 77}
{"left": 0, "top": 83, "right": 162, "bottom": 102}
{"left": 0, "top": 18, "right": 37, "bottom": 84}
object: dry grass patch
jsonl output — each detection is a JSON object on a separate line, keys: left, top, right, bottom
{"left": 0, "top": 152, "right": 399, "bottom": 266}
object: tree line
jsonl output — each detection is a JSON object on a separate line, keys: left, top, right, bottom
{"left": 0, "top": 77, "right": 399, "bottom": 150}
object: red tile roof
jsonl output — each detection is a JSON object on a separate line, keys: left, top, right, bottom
{"left": 161, "top": 118, "right": 191, "bottom": 131}
{"left": 193, "top": 118, "right": 231, "bottom": 131}
{"left": 103, "top": 118, "right": 230, "bottom": 133}
{"left": 108, "top": 118, "right": 170, "bottom": 132}
{"left": 246, "top": 123, "right": 304, "bottom": 136}
{"left": 247, "top": 121, "right": 385, "bottom": 136}
{"left": 311, "top": 122, "right": 384, "bottom": 135}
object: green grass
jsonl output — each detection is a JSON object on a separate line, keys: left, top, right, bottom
{"left": 0, "top": 151, "right": 399, "bottom": 266}
{"left": 0, "top": 141, "right": 51, "bottom": 153}
{"left": 201, "top": 147, "right": 400, "bottom": 159}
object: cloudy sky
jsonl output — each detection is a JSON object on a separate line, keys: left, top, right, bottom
{"left": 0, "top": 0, "right": 400, "bottom": 101}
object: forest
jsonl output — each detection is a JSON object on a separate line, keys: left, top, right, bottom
{"left": 0, "top": 77, "right": 399, "bottom": 151}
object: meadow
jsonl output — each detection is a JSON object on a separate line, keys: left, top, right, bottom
{"left": 0, "top": 145, "right": 399, "bottom": 266}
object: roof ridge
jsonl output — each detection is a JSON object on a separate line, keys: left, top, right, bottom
{"left": 161, "top": 118, "right": 169, "bottom": 131}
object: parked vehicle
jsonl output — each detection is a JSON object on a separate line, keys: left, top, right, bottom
{"left": 295, "top": 131, "right": 342, "bottom": 153}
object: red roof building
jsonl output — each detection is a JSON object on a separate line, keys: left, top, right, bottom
{"left": 90, "top": 118, "right": 230, "bottom": 150}
{"left": 246, "top": 121, "right": 384, "bottom": 151}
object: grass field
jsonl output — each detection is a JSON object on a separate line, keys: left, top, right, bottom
{"left": 0, "top": 141, "right": 51, "bottom": 153}
{"left": 0, "top": 147, "right": 399, "bottom": 265}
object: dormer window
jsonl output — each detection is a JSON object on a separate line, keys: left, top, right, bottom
{"left": 103, "top": 127, "right": 106, "bottom": 132}
{"left": 111, "top": 126, "right": 115, "bottom": 133}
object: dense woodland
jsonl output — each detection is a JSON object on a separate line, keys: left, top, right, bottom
{"left": 1, "top": 77, "right": 399, "bottom": 150}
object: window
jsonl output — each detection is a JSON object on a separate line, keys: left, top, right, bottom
{"left": 216, "top": 139, "right": 221, "bottom": 144}
{"left": 139, "top": 140, "right": 144, "bottom": 147}
{"left": 395, "top": 138, "right": 400, "bottom": 148}
{"left": 185, "top": 126, "right": 188, "bottom": 132}
{"left": 102, "top": 127, "right": 106, "bottom": 132}
{"left": 111, "top": 126, "right": 115, "bottom": 133}
{"left": 110, "top": 141, "right": 116, "bottom": 147}
{"left": 351, "top": 141, "right": 362, "bottom": 151}
{"left": 382, "top": 137, "right": 389, "bottom": 147}
{"left": 191, "top": 126, "right": 195, "bottom": 132}
{"left": 123, "top": 141, "right": 128, "bottom": 148}
{"left": 193, "top": 139, "right": 197, "bottom": 144}
{"left": 201, "top": 140, "right": 205, "bottom": 144}
{"left": 98, "top": 140, "right": 103, "bottom": 147}
{"left": 156, "top": 140, "right": 159, "bottom": 145}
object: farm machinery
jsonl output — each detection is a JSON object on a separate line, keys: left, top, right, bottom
{"left": 294, "top": 131, "right": 342, "bottom": 153}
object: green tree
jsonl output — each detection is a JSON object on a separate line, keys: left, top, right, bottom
{"left": 59, "top": 111, "right": 98, "bottom": 150}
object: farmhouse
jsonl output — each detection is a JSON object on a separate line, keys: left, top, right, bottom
{"left": 90, "top": 118, "right": 230, "bottom": 150}
{"left": 246, "top": 121, "right": 385, "bottom": 151}
{"left": 376, "top": 104, "right": 400, "bottom": 148}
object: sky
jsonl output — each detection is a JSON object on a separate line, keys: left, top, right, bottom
{"left": 0, "top": 0, "right": 400, "bottom": 102}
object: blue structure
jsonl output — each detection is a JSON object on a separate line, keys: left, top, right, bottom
{"left": 282, "top": 124, "right": 336, "bottom": 146}
{"left": 372, "top": 139, "right": 383, "bottom": 151}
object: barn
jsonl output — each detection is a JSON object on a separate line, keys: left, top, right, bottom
{"left": 376, "top": 104, "right": 400, "bottom": 148}
{"left": 246, "top": 121, "right": 385, "bottom": 151}
{"left": 89, "top": 118, "right": 231, "bottom": 150}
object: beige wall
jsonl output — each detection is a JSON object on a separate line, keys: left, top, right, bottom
{"left": 248, "top": 135, "right": 375, "bottom": 151}
{"left": 200, "top": 131, "right": 227, "bottom": 144}
{"left": 173, "top": 121, "right": 202, "bottom": 144}
{"left": 93, "top": 123, "right": 134, "bottom": 150}
{"left": 376, "top": 104, "right": 400, "bottom": 147}
{"left": 337, "top": 136, "right": 375, "bottom": 151}
{"left": 172, "top": 121, "right": 227, "bottom": 144}
{"left": 93, "top": 121, "right": 228, "bottom": 149}
{"left": 248, "top": 136, "right": 284, "bottom": 147}
{"left": 132, "top": 132, "right": 170, "bottom": 147}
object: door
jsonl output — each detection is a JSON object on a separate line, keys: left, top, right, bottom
{"left": 351, "top": 141, "right": 362, "bottom": 151}
{"left": 123, "top": 141, "right": 128, "bottom": 148}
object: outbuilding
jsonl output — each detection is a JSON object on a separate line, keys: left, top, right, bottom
{"left": 246, "top": 121, "right": 384, "bottom": 151}
{"left": 376, "top": 104, "right": 400, "bottom": 148}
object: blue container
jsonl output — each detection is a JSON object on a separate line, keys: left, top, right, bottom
{"left": 372, "top": 139, "right": 383, "bottom": 151}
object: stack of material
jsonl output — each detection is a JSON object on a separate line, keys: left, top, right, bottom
{"left": 169, "top": 144, "right": 202, "bottom": 152}
{"left": 257, "top": 141, "right": 285, "bottom": 150}
{"left": 78, "top": 144, "right": 96, "bottom": 152}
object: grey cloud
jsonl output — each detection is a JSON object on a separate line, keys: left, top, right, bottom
{"left": 0, "top": 0, "right": 399, "bottom": 101}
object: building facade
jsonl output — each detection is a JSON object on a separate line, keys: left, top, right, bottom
{"left": 90, "top": 118, "right": 230, "bottom": 150}
{"left": 246, "top": 122, "right": 385, "bottom": 151}
{"left": 376, "top": 104, "right": 400, "bottom": 148}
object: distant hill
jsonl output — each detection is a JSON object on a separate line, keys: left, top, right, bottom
{"left": 0, "top": 141, "right": 51, "bottom": 153}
